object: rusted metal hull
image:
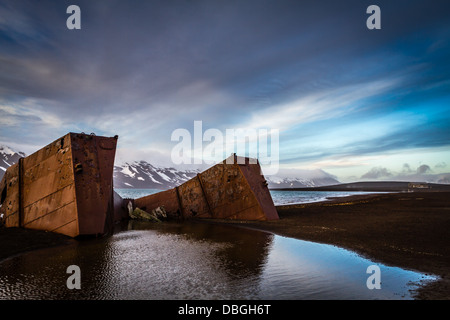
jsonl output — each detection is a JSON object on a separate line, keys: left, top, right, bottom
{"left": 134, "top": 154, "right": 279, "bottom": 221}
{"left": 0, "top": 133, "right": 127, "bottom": 237}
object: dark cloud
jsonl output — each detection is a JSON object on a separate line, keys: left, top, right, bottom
{"left": 361, "top": 167, "right": 392, "bottom": 180}
{"left": 417, "top": 164, "right": 431, "bottom": 175}
{"left": 359, "top": 165, "right": 450, "bottom": 184}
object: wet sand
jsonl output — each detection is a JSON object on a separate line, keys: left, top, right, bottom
{"left": 0, "top": 191, "right": 449, "bottom": 300}
{"left": 213, "top": 191, "right": 450, "bottom": 300}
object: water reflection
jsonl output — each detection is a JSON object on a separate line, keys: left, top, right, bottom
{"left": 0, "top": 222, "right": 436, "bottom": 300}
{"left": 128, "top": 220, "right": 274, "bottom": 281}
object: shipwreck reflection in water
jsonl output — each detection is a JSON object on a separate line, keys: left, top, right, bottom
{"left": 0, "top": 221, "right": 436, "bottom": 299}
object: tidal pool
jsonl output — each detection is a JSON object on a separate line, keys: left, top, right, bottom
{"left": 0, "top": 221, "right": 436, "bottom": 300}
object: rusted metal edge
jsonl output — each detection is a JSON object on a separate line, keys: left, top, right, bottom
{"left": 196, "top": 173, "right": 214, "bottom": 217}
{"left": 18, "top": 157, "right": 24, "bottom": 228}
{"left": 175, "top": 185, "right": 184, "bottom": 218}
{"left": 50, "top": 218, "right": 77, "bottom": 233}
{"left": 238, "top": 160, "right": 279, "bottom": 220}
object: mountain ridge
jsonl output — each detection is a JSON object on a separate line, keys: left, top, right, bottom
{"left": 0, "top": 145, "right": 26, "bottom": 176}
{"left": 2, "top": 144, "right": 448, "bottom": 190}
{"left": 0, "top": 145, "right": 340, "bottom": 189}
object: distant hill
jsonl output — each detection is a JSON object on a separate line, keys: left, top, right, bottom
{"left": 113, "top": 162, "right": 341, "bottom": 189}
{"left": 2, "top": 144, "right": 448, "bottom": 192}
{"left": 271, "top": 181, "right": 450, "bottom": 192}
{"left": 1, "top": 144, "right": 341, "bottom": 190}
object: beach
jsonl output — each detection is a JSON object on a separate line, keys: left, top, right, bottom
{"left": 215, "top": 191, "right": 450, "bottom": 300}
{"left": 0, "top": 191, "right": 449, "bottom": 300}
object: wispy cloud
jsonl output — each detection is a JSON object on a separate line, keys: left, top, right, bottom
{"left": 241, "top": 78, "right": 399, "bottom": 131}
{"left": 0, "top": 99, "right": 62, "bottom": 127}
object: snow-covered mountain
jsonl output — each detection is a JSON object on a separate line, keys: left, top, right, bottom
{"left": 113, "top": 161, "right": 341, "bottom": 189}
{"left": 113, "top": 161, "right": 200, "bottom": 189}
{"left": 0, "top": 144, "right": 340, "bottom": 189}
{"left": 265, "top": 168, "right": 340, "bottom": 189}
{"left": 0, "top": 145, "right": 26, "bottom": 180}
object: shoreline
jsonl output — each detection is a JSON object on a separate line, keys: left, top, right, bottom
{"left": 0, "top": 191, "right": 449, "bottom": 300}
{"left": 206, "top": 191, "right": 450, "bottom": 300}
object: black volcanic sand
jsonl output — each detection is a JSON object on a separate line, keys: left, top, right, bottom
{"left": 211, "top": 191, "right": 450, "bottom": 300}
{"left": 0, "top": 191, "right": 449, "bottom": 300}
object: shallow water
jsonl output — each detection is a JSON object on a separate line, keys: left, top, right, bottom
{"left": 0, "top": 221, "right": 436, "bottom": 300}
{"left": 268, "top": 190, "right": 385, "bottom": 205}
{"left": 115, "top": 188, "right": 384, "bottom": 205}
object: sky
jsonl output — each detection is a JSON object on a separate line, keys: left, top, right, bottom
{"left": 0, "top": 0, "right": 449, "bottom": 182}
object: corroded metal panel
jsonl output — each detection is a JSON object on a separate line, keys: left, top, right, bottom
{"left": 238, "top": 159, "right": 279, "bottom": 221}
{"left": 25, "top": 202, "right": 79, "bottom": 237}
{"left": 134, "top": 188, "right": 181, "bottom": 219}
{"left": 177, "top": 175, "right": 211, "bottom": 218}
{"left": 133, "top": 155, "right": 279, "bottom": 221}
{"left": 21, "top": 133, "right": 78, "bottom": 235}
{"left": 0, "top": 163, "right": 20, "bottom": 227}
{"left": 22, "top": 184, "right": 76, "bottom": 226}
{"left": 0, "top": 132, "right": 120, "bottom": 237}
{"left": 198, "top": 162, "right": 265, "bottom": 220}
{"left": 70, "top": 133, "right": 118, "bottom": 235}
{"left": 22, "top": 135, "right": 74, "bottom": 208}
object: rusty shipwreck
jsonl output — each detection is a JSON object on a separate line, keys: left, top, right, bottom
{"left": 0, "top": 134, "right": 278, "bottom": 238}
{"left": 131, "top": 154, "right": 279, "bottom": 221}
{"left": 0, "top": 132, "right": 127, "bottom": 237}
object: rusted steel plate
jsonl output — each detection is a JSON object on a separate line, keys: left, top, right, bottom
{"left": 237, "top": 158, "right": 279, "bottom": 221}
{"left": 199, "top": 159, "right": 264, "bottom": 220}
{"left": 22, "top": 139, "right": 74, "bottom": 208}
{"left": 0, "top": 163, "right": 20, "bottom": 227}
{"left": 133, "top": 154, "right": 279, "bottom": 221}
{"left": 26, "top": 202, "right": 79, "bottom": 237}
{"left": 22, "top": 183, "right": 76, "bottom": 226}
{"left": 20, "top": 134, "right": 77, "bottom": 235}
{"left": 134, "top": 188, "right": 181, "bottom": 219}
{"left": 177, "top": 175, "right": 211, "bottom": 219}
{"left": 0, "top": 132, "right": 121, "bottom": 237}
{"left": 71, "top": 133, "right": 118, "bottom": 235}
